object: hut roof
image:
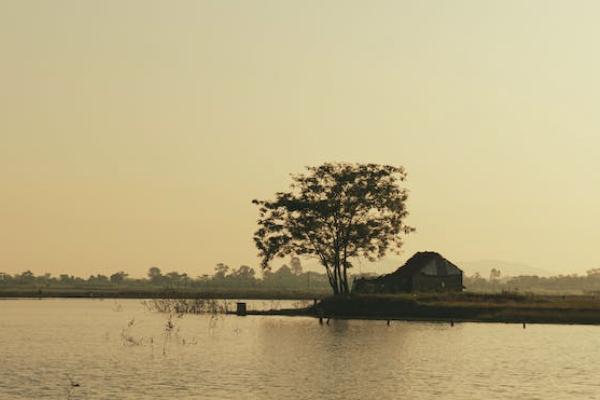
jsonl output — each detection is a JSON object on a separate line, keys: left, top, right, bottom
{"left": 377, "top": 251, "right": 462, "bottom": 281}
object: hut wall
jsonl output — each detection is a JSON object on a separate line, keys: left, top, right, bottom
{"left": 353, "top": 277, "right": 411, "bottom": 294}
{"left": 411, "top": 273, "right": 463, "bottom": 292}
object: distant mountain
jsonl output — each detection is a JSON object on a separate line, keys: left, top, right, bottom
{"left": 279, "top": 257, "right": 552, "bottom": 278}
{"left": 357, "top": 257, "right": 552, "bottom": 278}
{"left": 457, "top": 260, "right": 551, "bottom": 278}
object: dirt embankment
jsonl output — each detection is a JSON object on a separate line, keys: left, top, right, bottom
{"left": 249, "top": 292, "right": 600, "bottom": 325}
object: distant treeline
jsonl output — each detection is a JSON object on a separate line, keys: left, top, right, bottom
{"left": 464, "top": 268, "right": 600, "bottom": 293}
{"left": 0, "top": 257, "right": 331, "bottom": 290}
{"left": 4, "top": 261, "right": 600, "bottom": 294}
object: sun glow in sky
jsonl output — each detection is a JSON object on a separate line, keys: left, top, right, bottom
{"left": 2, "top": 0, "right": 600, "bottom": 277}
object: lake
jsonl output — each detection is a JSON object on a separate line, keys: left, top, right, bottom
{"left": 1, "top": 299, "right": 599, "bottom": 399}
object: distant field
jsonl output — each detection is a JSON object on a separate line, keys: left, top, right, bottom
{"left": 0, "top": 287, "right": 330, "bottom": 300}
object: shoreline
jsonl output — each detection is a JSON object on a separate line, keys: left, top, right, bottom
{"left": 4, "top": 289, "right": 600, "bottom": 326}
{"left": 240, "top": 309, "right": 600, "bottom": 326}
{"left": 238, "top": 293, "right": 600, "bottom": 326}
{"left": 0, "top": 287, "right": 328, "bottom": 300}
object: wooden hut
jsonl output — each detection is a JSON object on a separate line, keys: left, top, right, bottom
{"left": 352, "top": 251, "right": 464, "bottom": 293}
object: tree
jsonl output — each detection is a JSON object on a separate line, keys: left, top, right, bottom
{"left": 88, "top": 274, "right": 109, "bottom": 286}
{"left": 230, "top": 265, "right": 256, "bottom": 281}
{"left": 253, "top": 162, "right": 414, "bottom": 295}
{"left": 0, "top": 272, "right": 13, "bottom": 285}
{"left": 290, "top": 256, "right": 303, "bottom": 275}
{"left": 16, "top": 270, "right": 35, "bottom": 285}
{"left": 165, "top": 271, "right": 190, "bottom": 287}
{"left": 587, "top": 268, "right": 600, "bottom": 278}
{"left": 489, "top": 268, "right": 502, "bottom": 281}
{"left": 147, "top": 267, "right": 163, "bottom": 285}
{"left": 110, "top": 271, "right": 128, "bottom": 284}
{"left": 223, "top": 265, "right": 257, "bottom": 288}
{"left": 213, "top": 263, "right": 229, "bottom": 280}
{"left": 263, "top": 264, "right": 298, "bottom": 288}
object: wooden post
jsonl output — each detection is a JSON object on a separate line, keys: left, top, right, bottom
{"left": 236, "top": 302, "right": 247, "bottom": 316}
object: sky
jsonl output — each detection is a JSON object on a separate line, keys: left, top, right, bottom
{"left": 1, "top": 0, "right": 600, "bottom": 278}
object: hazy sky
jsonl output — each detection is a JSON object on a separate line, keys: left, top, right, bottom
{"left": 2, "top": 0, "right": 600, "bottom": 277}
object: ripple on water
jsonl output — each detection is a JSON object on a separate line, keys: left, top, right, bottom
{"left": 1, "top": 299, "right": 600, "bottom": 399}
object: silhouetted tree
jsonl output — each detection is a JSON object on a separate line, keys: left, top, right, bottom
{"left": 253, "top": 162, "right": 414, "bottom": 295}
{"left": 147, "top": 267, "right": 163, "bottom": 285}
{"left": 290, "top": 256, "right": 303, "bottom": 275}
{"left": 587, "top": 268, "right": 600, "bottom": 278}
{"left": 263, "top": 264, "right": 300, "bottom": 288}
{"left": 230, "top": 265, "right": 256, "bottom": 281}
{"left": 16, "top": 270, "right": 35, "bottom": 285}
{"left": 88, "top": 274, "right": 110, "bottom": 286}
{"left": 213, "top": 263, "right": 229, "bottom": 280}
{"left": 0, "top": 272, "right": 12, "bottom": 285}
{"left": 164, "top": 271, "right": 190, "bottom": 287}
{"left": 490, "top": 268, "right": 501, "bottom": 281}
{"left": 110, "top": 271, "right": 128, "bottom": 284}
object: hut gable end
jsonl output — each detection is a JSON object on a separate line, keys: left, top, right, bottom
{"left": 352, "top": 251, "right": 464, "bottom": 294}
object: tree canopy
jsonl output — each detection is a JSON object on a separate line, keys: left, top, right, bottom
{"left": 253, "top": 162, "right": 414, "bottom": 295}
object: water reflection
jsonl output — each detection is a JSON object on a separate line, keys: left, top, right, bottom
{"left": 1, "top": 299, "right": 600, "bottom": 399}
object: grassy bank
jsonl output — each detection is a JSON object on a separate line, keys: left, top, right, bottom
{"left": 7, "top": 288, "right": 600, "bottom": 325}
{"left": 0, "top": 287, "right": 329, "bottom": 300}
{"left": 249, "top": 292, "right": 600, "bottom": 325}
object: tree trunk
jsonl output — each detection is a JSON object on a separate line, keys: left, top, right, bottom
{"left": 323, "top": 258, "right": 347, "bottom": 296}
{"left": 324, "top": 265, "right": 338, "bottom": 296}
{"left": 342, "top": 264, "right": 350, "bottom": 294}
{"left": 334, "top": 263, "right": 344, "bottom": 295}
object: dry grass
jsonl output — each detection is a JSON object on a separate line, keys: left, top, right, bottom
{"left": 305, "top": 292, "right": 600, "bottom": 325}
{"left": 141, "top": 298, "right": 231, "bottom": 315}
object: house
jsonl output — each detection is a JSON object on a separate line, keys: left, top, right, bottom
{"left": 352, "top": 251, "right": 464, "bottom": 293}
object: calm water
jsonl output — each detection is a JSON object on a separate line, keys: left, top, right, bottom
{"left": 1, "top": 299, "right": 600, "bottom": 399}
